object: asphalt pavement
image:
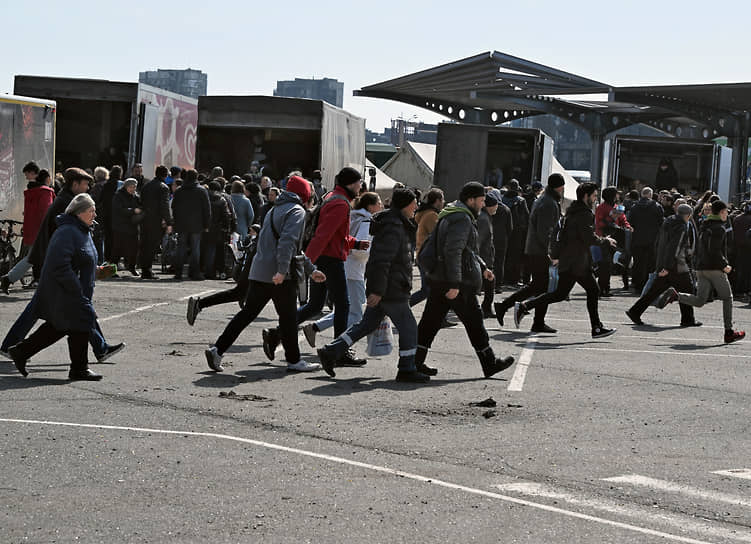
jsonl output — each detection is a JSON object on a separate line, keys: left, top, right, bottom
{"left": 1, "top": 273, "right": 750, "bottom": 543}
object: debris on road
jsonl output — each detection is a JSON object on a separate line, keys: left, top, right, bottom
{"left": 218, "top": 390, "right": 273, "bottom": 402}
{"left": 469, "top": 397, "right": 497, "bottom": 408}
{"left": 482, "top": 410, "right": 497, "bottom": 419}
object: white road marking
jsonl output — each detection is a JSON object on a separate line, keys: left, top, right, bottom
{"left": 100, "top": 290, "right": 216, "bottom": 322}
{"left": 602, "top": 474, "right": 751, "bottom": 508}
{"left": 712, "top": 469, "right": 751, "bottom": 481}
{"left": 496, "top": 481, "right": 751, "bottom": 543}
{"left": 0, "top": 417, "right": 724, "bottom": 544}
{"left": 507, "top": 338, "right": 537, "bottom": 391}
{"left": 577, "top": 347, "right": 747, "bottom": 359}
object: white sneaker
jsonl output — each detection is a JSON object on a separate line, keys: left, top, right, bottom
{"left": 205, "top": 346, "right": 224, "bottom": 372}
{"left": 302, "top": 323, "right": 317, "bottom": 348}
{"left": 287, "top": 361, "right": 322, "bottom": 372}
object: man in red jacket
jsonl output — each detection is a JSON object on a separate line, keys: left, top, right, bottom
{"left": 262, "top": 167, "right": 370, "bottom": 365}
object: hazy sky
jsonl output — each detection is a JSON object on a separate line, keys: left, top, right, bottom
{"left": 3, "top": 0, "right": 749, "bottom": 131}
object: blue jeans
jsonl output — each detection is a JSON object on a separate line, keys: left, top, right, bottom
{"left": 315, "top": 278, "right": 365, "bottom": 332}
{"left": 2, "top": 299, "right": 108, "bottom": 357}
{"left": 324, "top": 299, "right": 417, "bottom": 370}
{"left": 6, "top": 255, "right": 31, "bottom": 284}
{"left": 296, "top": 256, "right": 349, "bottom": 337}
{"left": 176, "top": 232, "right": 202, "bottom": 278}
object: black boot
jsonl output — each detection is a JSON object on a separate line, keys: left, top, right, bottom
{"left": 8, "top": 344, "right": 28, "bottom": 377}
{"left": 414, "top": 345, "right": 437, "bottom": 376}
{"left": 262, "top": 328, "right": 280, "bottom": 360}
{"left": 493, "top": 301, "right": 510, "bottom": 327}
{"left": 69, "top": 362, "right": 102, "bottom": 381}
{"left": 478, "top": 347, "right": 515, "bottom": 378}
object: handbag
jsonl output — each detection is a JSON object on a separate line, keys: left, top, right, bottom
{"left": 366, "top": 317, "right": 394, "bottom": 357}
{"left": 268, "top": 207, "right": 309, "bottom": 305}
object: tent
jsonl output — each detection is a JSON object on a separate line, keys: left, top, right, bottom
{"left": 381, "top": 141, "right": 436, "bottom": 190}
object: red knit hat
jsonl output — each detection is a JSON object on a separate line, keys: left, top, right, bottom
{"left": 286, "top": 175, "right": 312, "bottom": 204}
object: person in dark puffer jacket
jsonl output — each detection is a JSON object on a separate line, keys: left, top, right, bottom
{"left": 415, "top": 182, "right": 516, "bottom": 379}
{"left": 317, "top": 188, "right": 429, "bottom": 382}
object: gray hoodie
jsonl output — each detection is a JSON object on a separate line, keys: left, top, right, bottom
{"left": 249, "top": 191, "right": 315, "bottom": 283}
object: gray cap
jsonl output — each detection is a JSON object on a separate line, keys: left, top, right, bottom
{"left": 677, "top": 204, "right": 693, "bottom": 217}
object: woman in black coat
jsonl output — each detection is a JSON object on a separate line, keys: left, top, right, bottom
{"left": 111, "top": 177, "right": 143, "bottom": 275}
{"left": 8, "top": 194, "right": 104, "bottom": 380}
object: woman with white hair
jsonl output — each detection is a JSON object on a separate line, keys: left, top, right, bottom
{"left": 7, "top": 193, "right": 105, "bottom": 380}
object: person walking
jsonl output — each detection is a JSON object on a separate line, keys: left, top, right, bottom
{"left": 204, "top": 177, "right": 326, "bottom": 373}
{"left": 111, "top": 178, "right": 143, "bottom": 276}
{"left": 415, "top": 182, "right": 516, "bottom": 378}
{"left": 626, "top": 204, "right": 701, "bottom": 326}
{"left": 501, "top": 179, "right": 530, "bottom": 285}
{"left": 513, "top": 182, "right": 617, "bottom": 339}
{"left": 7, "top": 194, "right": 105, "bottom": 380}
{"left": 491, "top": 189, "right": 512, "bottom": 293}
{"left": 138, "top": 165, "right": 172, "bottom": 279}
{"left": 478, "top": 192, "right": 499, "bottom": 318}
{"left": 317, "top": 188, "right": 431, "bottom": 382}
{"left": 662, "top": 200, "right": 745, "bottom": 343}
{"left": 627, "top": 187, "right": 664, "bottom": 291}
{"left": 494, "top": 173, "right": 565, "bottom": 331}
{"left": 172, "top": 169, "right": 211, "bottom": 281}
{"left": 262, "top": 168, "right": 370, "bottom": 364}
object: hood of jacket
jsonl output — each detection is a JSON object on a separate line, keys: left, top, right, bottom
{"left": 54, "top": 213, "right": 90, "bottom": 232}
{"left": 274, "top": 190, "right": 303, "bottom": 209}
{"left": 438, "top": 200, "right": 477, "bottom": 221}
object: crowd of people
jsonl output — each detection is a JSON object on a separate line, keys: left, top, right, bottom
{"left": 0, "top": 159, "right": 748, "bottom": 383}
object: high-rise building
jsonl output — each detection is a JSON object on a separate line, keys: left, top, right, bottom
{"left": 273, "top": 78, "right": 343, "bottom": 108}
{"left": 138, "top": 69, "right": 207, "bottom": 99}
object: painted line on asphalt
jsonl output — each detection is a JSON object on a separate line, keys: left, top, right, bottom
{"left": 0, "top": 417, "right": 721, "bottom": 544}
{"left": 576, "top": 347, "right": 747, "bottom": 359}
{"left": 496, "top": 481, "right": 751, "bottom": 543}
{"left": 507, "top": 337, "right": 537, "bottom": 392}
{"left": 100, "top": 290, "right": 216, "bottom": 322}
{"left": 712, "top": 469, "right": 751, "bottom": 481}
{"left": 602, "top": 474, "right": 751, "bottom": 508}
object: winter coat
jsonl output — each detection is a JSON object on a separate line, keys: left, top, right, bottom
{"left": 524, "top": 186, "right": 560, "bottom": 256}
{"left": 344, "top": 208, "right": 372, "bottom": 281}
{"left": 429, "top": 201, "right": 485, "bottom": 292}
{"left": 222, "top": 192, "right": 237, "bottom": 234}
{"left": 96, "top": 178, "right": 120, "bottom": 228}
{"left": 365, "top": 207, "right": 416, "bottom": 302}
{"left": 249, "top": 191, "right": 314, "bottom": 283}
{"left": 550, "top": 199, "right": 607, "bottom": 277}
{"left": 627, "top": 197, "right": 664, "bottom": 248}
{"left": 258, "top": 200, "right": 273, "bottom": 226}
{"left": 477, "top": 208, "right": 495, "bottom": 267}
{"left": 502, "top": 193, "right": 529, "bottom": 238}
{"left": 655, "top": 215, "right": 693, "bottom": 273}
{"left": 305, "top": 185, "right": 357, "bottom": 264}
{"left": 230, "top": 193, "right": 254, "bottom": 237}
{"left": 111, "top": 188, "right": 141, "bottom": 236}
{"left": 732, "top": 212, "right": 751, "bottom": 252}
{"left": 694, "top": 216, "right": 729, "bottom": 271}
{"left": 31, "top": 214, "right": 97, "bottom": 333}
{"left": 22, "top": 182, "right": 55, "bottom": 245}
{"left": 415, "top": 207, "right": 439, "bottom": 255}
{"left": 207, "top": 190, "right": 232, "bottom": 241}
{"left": 492, "top": 202, "right": 512, "bottom": 252}
{"left": 171, "top": 180, "right": 211, "bottom": 234}
{"left": 27, "top": 187, "right": 75, "bottom": 269}
{"left": 139, "top": 177, "right": 172, "bottom": 229}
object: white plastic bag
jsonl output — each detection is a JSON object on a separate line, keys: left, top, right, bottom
{"left": 366, "top": 317, "right": 394, "bottom": 357}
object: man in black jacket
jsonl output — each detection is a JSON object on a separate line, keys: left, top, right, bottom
{"left": 626, "top": 204, "right": 700, "bottom": 326}
{"left": 627, "top": 187, "right": 664, "bottom": 291}
{"left": 97, "top": 165, "right": 122, "bottom": 263}
{"left": 491, "top": 193, "right": 512, "bottom": 292}
{"left": 501, "top": 179, "right": 530, "bottom": 285}
{"left": 172, "top": 169, "right": 211, "bottom": 280}
{"left": 415, "top": 182, "right": 515, "bottom": 379}
{"left": 663, "top": 200, "right": 745, "bottom": 343}
{"left": 495, "top": 173, "right": 565, "bottom": 331}
{"left": 317, "top": 188, "right": 428, "bottom": 383}
{"left": 514, "top": 183, "right": 617, "bottom": 339}
{"left": 478, "top": 192, "right": 498, "bottom": 318}
{"left": 139, "top": 165, "right": 172, "bottom": 279}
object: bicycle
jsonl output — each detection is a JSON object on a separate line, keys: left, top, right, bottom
{"left": 0, "top": 218, "right": 33, "bottom": 287}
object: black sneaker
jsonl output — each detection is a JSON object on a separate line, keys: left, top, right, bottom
{"left": 317, "top": 347, "right": 337, "bottom": 377}
{"left": 96, "top": 342, "right": 126, "bottom": 363}
{"left": 513, "top": 302, "right": 529, "bottom": 329}
{"left": 0, "top": 275, "right": 9, "bottom": 295}
{"left": 416, "top": 362, "right": 438, "bottom": 376}
{"left": 440, "top": 318, "right": 457, "bottom": 328}
{"left": 530, "top": 323, "right": 557, "bottom": 334}
{"left": 592, "top": 327, "right": 616, "bottom": 339}
{"left": 655, "top": 287, "right": 678, "bottom": 309}
{"left": 482, "top": 307, "right": 496, "bottom": 319}
{"left": 336, "top": 348, "right": 367, "bottom": 367}
{"left": 186, "top": 296, "right": 201, "bottom": 326}
{"left": 494, "top": 302, "right": 509, "bottom": 327}
{"left": 8, "top": 345, "right": 28, "bottom": 377}
{"left": 68, "top": 368, "right": 103, "bottom": 381}
{"left": 262, "top": 328, "right": 279, "bottom": 361}
{"left": 680, "top": 321, "right": 703, "bottom": 327}
{"left": 481, "top": 356, "right": 515, "bottom": 378}
{"left": 395, "top": 369, "right": 430, "bottom": 383}
{"left": 625, "top": 309, "right": 644, "bottom": 326}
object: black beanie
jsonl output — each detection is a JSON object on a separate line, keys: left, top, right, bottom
{"left": 336, "top": 167, "right": 362, "bottom": 187}
{"left": 459, "top": 181, "right": 486, "bottom": 202}
{"left": 548, "top": 173, "right": 565, "bottom": 189}
{"left": 711, "top": 200, "right": 727, "bottom": 214}
{"left": 391, "top": 187, "right": 416, "bottom": 209}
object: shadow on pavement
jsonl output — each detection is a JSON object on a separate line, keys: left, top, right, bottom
{"left": 669, "top": 342, "right": 726, "bottom": 350}
{"left": 300, "top": 376, "right": 483, "bottom": 397}
{"left": 0, "top": 375, "right": 70, "bottom": 389}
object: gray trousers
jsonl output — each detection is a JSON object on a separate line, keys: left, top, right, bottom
{"left": 678, "top": 269, "right": 733, "bottom": 330}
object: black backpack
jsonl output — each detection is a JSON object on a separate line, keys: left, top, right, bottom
{"left": 300, "top": 193, "right": 350, "bottom": 251}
